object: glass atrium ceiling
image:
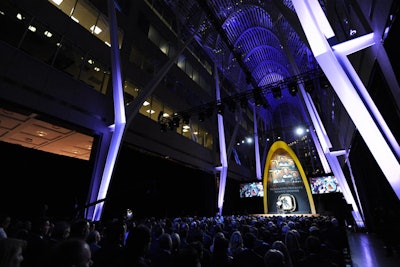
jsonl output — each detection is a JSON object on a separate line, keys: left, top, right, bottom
{"left": 159, "top": 0, "right": 332, "bottom": 128}
{"left": 153, "top": 0, "right": 374, "bottom": 175}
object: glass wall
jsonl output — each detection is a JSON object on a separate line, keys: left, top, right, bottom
{"left": 0, "top": 0, "right": 215, "bottom": 149}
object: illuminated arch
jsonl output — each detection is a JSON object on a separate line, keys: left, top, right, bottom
{"left": 263, "top": 140, "right": 316, "bottom": 214}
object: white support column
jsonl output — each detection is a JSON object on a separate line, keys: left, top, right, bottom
{"left": 214, "top": 64, "right": 228, "bottom": 216}
{"left": 253, "top": 105, "right": 262, "bottom": 180}
{"left": 90, "top": 0, "right": 126, "bottom": 221}
{"left": 293, "top": 0, "right": 400, "bottom": 200}
{"left": 299, "top": 80, "right": 364, "bottom": 227}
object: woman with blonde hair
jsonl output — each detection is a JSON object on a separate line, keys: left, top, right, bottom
{"left": 271, "top": 240, "right": 294, "bottom": 267}
{"left": 228, "top": 230, "right": 244, "bottom": 259}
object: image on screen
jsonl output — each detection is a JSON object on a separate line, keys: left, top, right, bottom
{"left": 309, "top": 175, "right": 342, "bottom": 194}
{"left": 239, "top": 181, "right": 264, "bottom": 198}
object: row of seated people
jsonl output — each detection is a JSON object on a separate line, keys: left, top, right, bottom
{"left": 0, "top": 211, "right": 351, "bottom": 267}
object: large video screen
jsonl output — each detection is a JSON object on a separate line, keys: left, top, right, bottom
{"left": 309, "top": 175, "right": 342, "bottom": 194}
{"left": 239, "top": 181, "right": 264, "bottom": 198}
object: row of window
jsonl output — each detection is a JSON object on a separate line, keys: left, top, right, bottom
{"left": 0, "top": 0, "right": 216, "bottom": 149}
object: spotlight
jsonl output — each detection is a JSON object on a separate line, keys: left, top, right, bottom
{"left": 157, "top": 111, "right": 164, "bottom": 122}
{"left": 168, "top": 120, "right": 175, "bottom": 130}
{"left": 253, "top": 88, "right": 263, "bottom": 106}
{"left": 272, "top": 86, "right": 282, "bottom": 99}
{"left": 172, "top": 117, "right": 180, "bottom": 127}
{"left": 319, "top": 76, "right": 330, "bottom": 89}
{"left": 198, "top": 112, "right": 205, "bottom": 122}
{"left": 160, "top": 123, "right": 168, "bottom": 133}
{"left": 288, "top": 82, "right": 298, "bottom": 96}
{"left": 182, "top": 113, "right": 191, "bottom": 124}
{"left": 305, "top": 79, "right": 314, "bottom": 93}
{"left": 217, "top": 103, "right": 225, "bottom": 115}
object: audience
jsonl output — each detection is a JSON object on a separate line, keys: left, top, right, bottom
{"left": 233, "top": 231, "right": 264, "bottom": 267}
{"left": 263, "top": 248, "right": 286, "bottom": 267}
{"left": 150, "top": 233, "right": 173, "bottom": 267}
{"left": 0, "top": 208, "right": 357, "bottom": 267}
{"left": 228, "top": 230, "right": 244, "bottom": 259}
{"left": 92, "top": 219, "right": 126, "bottom": 267}
{"left": 121, "top": 223, "right": 152, "bottom": 267}
{"left": 49, "top": 237, "right": 93, "bottom": 267}
{"left": 23, "top": 216, "right": 52, "bottom": 267}
{"left": 297, "top": 235, "right": 338, "bottom": 267}
{"left": 271, "top": 240, "right": 294, "bottom": 267}
{"left": 87, "top": 229, "right": 102, "bottom": 256}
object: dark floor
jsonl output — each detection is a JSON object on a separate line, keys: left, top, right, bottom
{"left": 347, "top": 230, "right": 400, "bottom": 267}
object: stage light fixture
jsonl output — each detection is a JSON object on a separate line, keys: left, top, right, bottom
{"left": 217, "top": 103, "right": 225, "bottom": 115}
{"left": 272, "top": 86, "right": 282, "bottom": 99}
{"left": 288, "top": 82, "right": 298, "bottom": 96}
{"left": 305, "top": 79, "right": 314, "bottom": 93}
{"left": 172, "top": 117, "right": 180, "bottom": 127}
{"left": 253, "top": 88, "right": 263, "bottom": 106}
{"left": 319, "top": 76, "right": 330, "bottom": 88}
{"left": 182, "top": 113, "right": 191, "bottom": 124}
{"left": 198, "top": 112, "right": 205, "bottom": 122}
{"left": 160, "top": 123, "right": 167, "bottom": 133}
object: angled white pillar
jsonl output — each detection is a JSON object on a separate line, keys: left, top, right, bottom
{"left": 293, "top": 0, "right": 400, "bottom": 200}
{"left": 253, "top": 106, "right": 262, "bottom": 180}
{"left": 214, "top": 63, "right": 228, "bottom": 216}
{"left": 88, "top": 0, "right": 126, "bottom": 221}
{"left": 298, "top": 81, "right": 364, "bottom": 227}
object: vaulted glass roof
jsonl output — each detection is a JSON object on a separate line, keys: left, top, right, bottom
{"left": 162, "top": 0, "right": 322, "bottom": 132}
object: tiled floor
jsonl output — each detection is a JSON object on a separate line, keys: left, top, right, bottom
{"left": 347, "top": 231, "right": 400, "bottom": 267}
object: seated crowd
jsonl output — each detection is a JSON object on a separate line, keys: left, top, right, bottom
{"left": 0, "top": 210, "right": 351, "bottom": 267}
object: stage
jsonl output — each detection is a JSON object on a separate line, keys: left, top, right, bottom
{"left": 251, "top": 213, "right": 320, "bottom": 217}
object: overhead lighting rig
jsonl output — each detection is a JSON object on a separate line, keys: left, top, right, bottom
{"left": 158, "top": 69, "right": 328, "bottom": 132}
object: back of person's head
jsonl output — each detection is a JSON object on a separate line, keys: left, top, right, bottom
{"left": 229, "top": 230, "right": 243, "bottom": 251}
{"left": 170, "top": 232, "right": 181, "bottom": 254}
{"left": 86, "top": 230, "right": 101, "bottom": 244}
{"left": 49, "top": 238, "right": 92, "bottom": 267}
{"left": 243, "top": 232, "right": 257, "bottom": 249}
{"left": 69, "top": 218, "right": 90, "bottom": 240}
{"left": 52, "top": 220, "right": 71, "bottom": 241}
{"left": 272, "top": 240, "right": 293, "bottom": 266}
{"left": 31, "top": 216, "right": 51, "bottom": 236}
{"left": 101, "top": 219, "right": 126, "bottom": 245}
{"left": 151, "top": 223, "right": 165, "bottom": 239}
{"left": 264, "top": 248, "right": 285, "bottom": 267}
{"left": 125, "top": 224, "right": 151, "bottom": 256}
{"left": 173, "top": 245, "right": 201, "bottom": 267}
{"left": 213, "top": 234, "right": 229, "bottom": 254}
{"left": 0, "top": 213, "right": 11, "bottom": 229}
{"left": 0, "top": 238, "right": 26, "bottom": 267}
{"left": 304, "top": 235, "right": 321, "bottom": 254}
{"left": 188, "top": 228, "right": 204, "bottom": 243}
{"left": 284, "top": 229, "right": 301, "bottom": 251}
{"left": 158, "top": 233, "right": 172, "bottom": 251}
{"left": 271, "top": 240, "right": 288, "bottom": 254}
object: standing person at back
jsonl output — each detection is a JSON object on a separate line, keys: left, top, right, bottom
{"left": 0, "top": 214, "right": 11, "bottom": 239}
{"left": 91, "top": 219, "right": 126, "bottom": 267}
{"left": 23, "top": 216, "right": 52, "bottom": 267}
